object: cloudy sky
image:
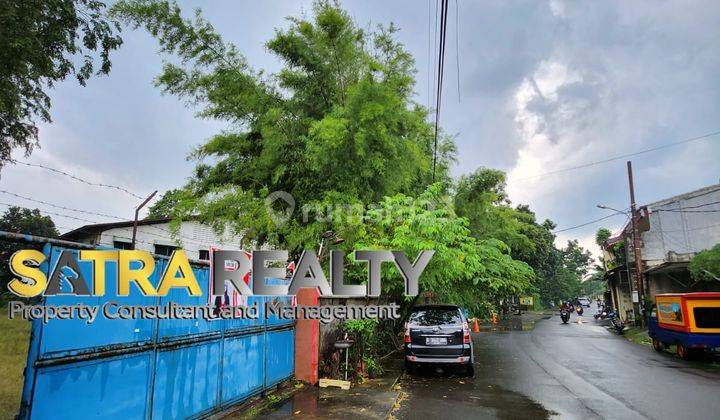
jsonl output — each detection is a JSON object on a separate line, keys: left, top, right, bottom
{"left": 2, "top": 0, "right": 720, "bottom": 259}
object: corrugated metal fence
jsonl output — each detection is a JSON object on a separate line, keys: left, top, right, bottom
{"left": 18, "top": 243, "right": 294, "bottom": 419}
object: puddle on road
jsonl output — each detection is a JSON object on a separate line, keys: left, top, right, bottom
{"left": 395, "top": 368, "right": 556, "bottom": 419}
{"left": 256, "top": 375, "right": 400, "bottom": 419}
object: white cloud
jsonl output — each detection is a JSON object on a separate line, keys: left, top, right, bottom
{"left": 549, "top": 0, "right": 566, "bottom": 18}
{"left": 503, "top": 1, "right": 720, "bottom": 251}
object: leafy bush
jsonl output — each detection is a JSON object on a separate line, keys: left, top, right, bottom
{"left": 341, "top": 319, "right": 389, "bottom": 379}
{"left": 689, "top": 244, "right": 720, "bottom": 282}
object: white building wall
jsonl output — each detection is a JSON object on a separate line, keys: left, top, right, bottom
{"left": 642, "top": 184, "right": 720, "bottom": 262}
{"left": 96, "top": 221, "right": 243, "bottom": 261}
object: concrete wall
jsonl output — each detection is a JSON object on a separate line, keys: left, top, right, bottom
{"left": 642, "top": 184, "right": 720, "bottom": 262}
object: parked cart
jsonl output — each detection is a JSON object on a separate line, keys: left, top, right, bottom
{"left": 648, "top": 293, "right": 720, "bottom": 360}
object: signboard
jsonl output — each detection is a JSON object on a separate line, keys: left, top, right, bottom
{"left": 519, "top": 296, "right": 534, "bottom": 306}
{"left": 656, "top": 296, "right": 684, "bottom": 328}
{"left": 632, "top": 291, "right": 639, "bottom": 303}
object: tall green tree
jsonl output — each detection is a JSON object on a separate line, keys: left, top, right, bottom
{"left": 112, "top": 0, "right": 455, "bottom": 249}
{"left": 0, "top": 207, "right": 59, "bottom": 299}
{"left": 454, "top": 168, "right": 536, "bottom": 259}
{"left": 0, "top": 0, "right": 122, "bottom": 169}
{"left": 454, "top": 167, "right": 570, "bottom": 304}
{"left": 114, "top": 0, "right": 534, "bottom": 317}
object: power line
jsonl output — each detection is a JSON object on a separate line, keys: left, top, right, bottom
{"left": 555, "top": 199, "right": 720, "bottom": 235}
{"left": 656, "top": 208, "right": 720, "bottom": 213}
{"left": 0, "top": 189, "right": 125, "bottom": 221}
{"left": 427, "top": 0, "right": 433, "bottom": 111}
{"left": 552, "top": 212, "right": 626, "bottom": 234}
{"left": 1, "top": 217, "right": 160, "bottom": 248}
{"left": 455, "top": 0, "right": 461, "bottom": 102}
{"left": 0, "top": 198, "right": 220, "bottom": 246}
{"left": 655, "top": 200, "right": 720, "bottom": 211}
{"left": 12, "top": 161, "right": 146, "bottom": 199}
{"left": 515, "top": 129, "right": 720, "bottom": 182}
{"left": 0, "top": 202, "right": 99, "bottom": 225}
{"left": 432, "top": 0, "right": 449, "bottom": 182}
{"left": 432, "top": 0, "right": 438, "bottom": 109}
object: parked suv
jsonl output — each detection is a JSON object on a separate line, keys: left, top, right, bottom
{"left": 404, "top": 304, "right": 474, "bottom": 376}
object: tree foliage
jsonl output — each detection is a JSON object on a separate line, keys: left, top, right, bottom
{"left": 354, "top": 186, "right": 533, "bottom": 301}
{"left": 0, "top": 207, "right": 59, "bottom": 299}
{"left": 0, "top": 0, "right": 122, "bottom": 169}
{"left": 455, "top": 168, "right": 535, "bottom": 256}
{"left": 689, "top": 244, "right": 720, "bottom": 282}
{"left": 112, "top": 0, "right": 454, "bottom": 229}
{"left": 595, "top": 228, "right": 611, "bottom": 248}
{"left": 147, "top": 188, "right": 185, "bottom": 219}
{"left": 453, "top": 167, "right": 593, "bottom": 306}
{"left": 115, "top": 1, "right": 542, "bottom": 315}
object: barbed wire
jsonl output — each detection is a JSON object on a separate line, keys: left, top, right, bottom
{"left": 12, "top": 161, "right": 146, "bottom": 199}
{"left": 0, "top": 201, "right": 228, "bottom": 248}
{"left": 0, "top": 189, "right": 219, "bottom": 244}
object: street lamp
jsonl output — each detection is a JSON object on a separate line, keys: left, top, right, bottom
{"left": 596, "top": 204, "right": 628, "bottom": 216}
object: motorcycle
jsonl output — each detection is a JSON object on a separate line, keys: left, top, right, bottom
{"left": 560, "top": 309, "right": 570, "bottom": 324}
{"left": 594, "top": 307, "right": 607, "bottom": 320}
{"left": 601, "top": 307, "right": 624, "bottom": 334}
{"left": 611, "top": 314, "right": 624, "bottom": 334}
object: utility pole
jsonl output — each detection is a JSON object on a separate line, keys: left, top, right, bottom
{"left": 627, "top": 161, "right": 644, "bottom": 326}
{"left": 132, "top": 190, "right": 157, "bottom": 250}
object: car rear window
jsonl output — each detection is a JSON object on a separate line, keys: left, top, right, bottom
{"left": 409, "top": 308, "right": 461, "bottom": 326}
{"left": 693, "top": 307, "right": 720, "bottom": 329}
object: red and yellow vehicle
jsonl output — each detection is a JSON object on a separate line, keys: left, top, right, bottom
{"left": 648, "top": 292, "right": 720, "bottom": 359}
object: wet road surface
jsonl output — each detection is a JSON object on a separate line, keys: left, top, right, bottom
{"left": 393, "top": 307, "right": 720, "bottom": 419}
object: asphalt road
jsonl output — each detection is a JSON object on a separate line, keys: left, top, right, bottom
{"left": 393, "top": 307, "right": 720, "bottom": 419}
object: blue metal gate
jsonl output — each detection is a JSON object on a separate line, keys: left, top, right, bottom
{"left": 19, "top": 244, "right": 294, "bottom": 419}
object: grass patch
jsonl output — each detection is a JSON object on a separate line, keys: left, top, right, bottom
{"left": 0, "top": 306, "right": 31, "bottom": 419}
{"left": 624, "top": 326, "right": 652, "bottom": 347}
{"left": 623, "top": 326, "right": 720, "bottom": 367}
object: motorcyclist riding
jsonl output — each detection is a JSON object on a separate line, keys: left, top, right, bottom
{"left": 560, "top": 301, "right": 572, "bottom": 324}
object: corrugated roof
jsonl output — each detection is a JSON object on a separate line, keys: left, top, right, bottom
{"left": 60, "top": 217, "right": 173, "bottom": 240}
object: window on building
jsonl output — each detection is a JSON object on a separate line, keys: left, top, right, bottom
{"left": 199, "top": 250, "right": 210, "bottom": 261}
{"left": 113, "top": 240, "right": 133, "bottom": 250}
{"left": 154, "top": 244, "right": 177, "bottom": 257}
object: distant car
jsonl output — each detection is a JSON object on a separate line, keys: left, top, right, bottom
{"left": 404, "top": 304, "right": 474, "bottom": 376}
{"left": 578, "top": 297, "right": 591, "bottom": 307}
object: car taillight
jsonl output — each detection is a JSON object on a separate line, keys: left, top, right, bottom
{"left": 463, "top": 322, "right": 470, "bottom": 344}
{"left": 404, "top": 322, "right": 411, "bottom": 343}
